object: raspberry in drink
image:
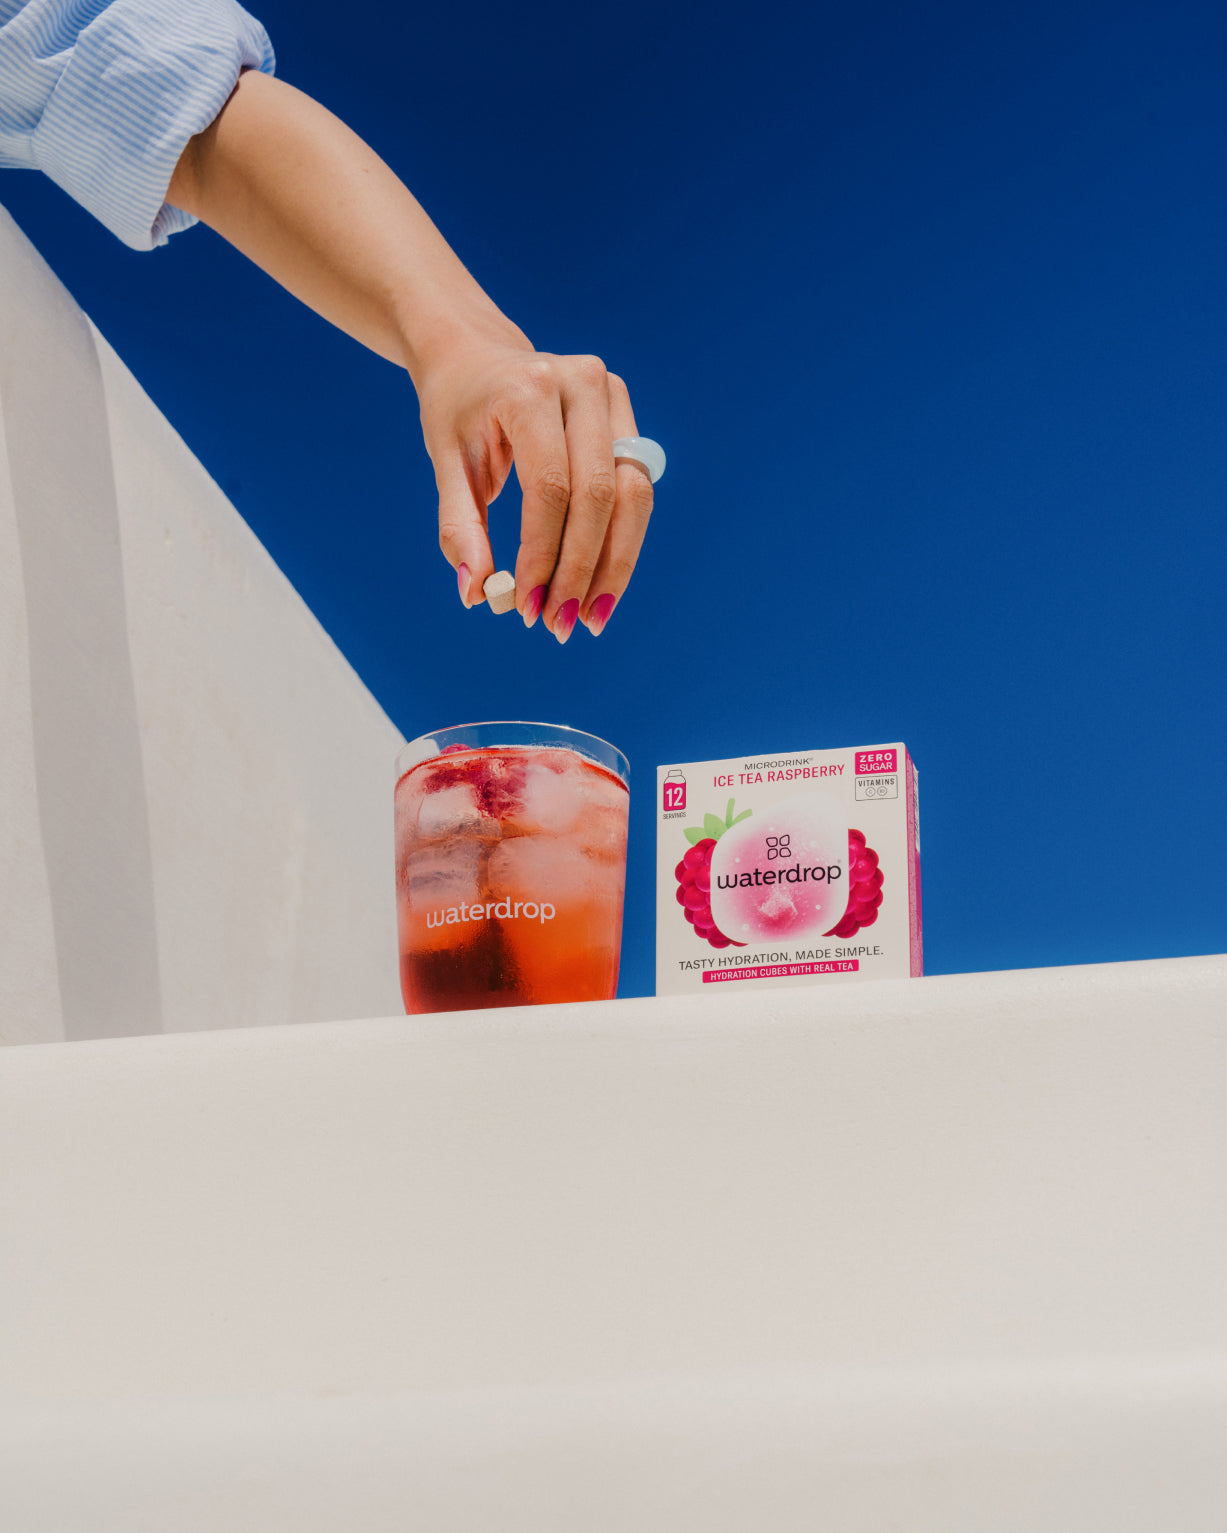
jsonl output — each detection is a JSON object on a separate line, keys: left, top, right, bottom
{"left": 394, "top": 728, "right": 629, "bottom": 1014}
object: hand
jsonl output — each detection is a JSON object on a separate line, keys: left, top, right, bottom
{"left": 168, "top": 73, "right": 652, "bottom": 638}
{"left": 416, "top": 329, "right": 654, "bottom": 640}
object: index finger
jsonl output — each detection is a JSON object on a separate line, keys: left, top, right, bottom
{"left": 434, "top": 444, "right": 495, "bottom": 609}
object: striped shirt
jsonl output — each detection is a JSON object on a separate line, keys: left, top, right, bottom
{"left": 0, "top": 0, "right": 274, "bottom": 250}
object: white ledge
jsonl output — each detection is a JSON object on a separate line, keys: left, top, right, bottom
{"left": 2, "top": 954, "right": 1225, "bottom": 1529}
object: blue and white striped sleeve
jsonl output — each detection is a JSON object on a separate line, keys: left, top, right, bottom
{"left": 0, "top": 0, "right": 274, "bottom": 250}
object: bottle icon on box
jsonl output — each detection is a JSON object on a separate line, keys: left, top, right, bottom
{"left": 663, "top": 770, "right": 687, "bottom": 812}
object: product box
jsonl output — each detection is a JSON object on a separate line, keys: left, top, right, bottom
{"left": 656, "top": 744, "right": 921, "bottom": 996}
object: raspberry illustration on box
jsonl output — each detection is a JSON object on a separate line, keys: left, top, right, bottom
{"left": 673, "top": 799, "right": 753, "bottom": 950}
{"left": 674, "top": 799, "right": 885, "bottom": 950}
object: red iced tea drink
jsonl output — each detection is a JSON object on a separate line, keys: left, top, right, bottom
{"left": 395, "top": 735, "right": 629, "bottom": 1014}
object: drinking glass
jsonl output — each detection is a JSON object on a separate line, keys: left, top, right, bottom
{"left": 394, "top": 722, "right": 630, "bottom": 1014}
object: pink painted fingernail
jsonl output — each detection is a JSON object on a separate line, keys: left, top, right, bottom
{"left": 523, "top": 584, "right": 547, "bottom": 627}
{"left": 553, "top": 597, "right": 580, "bottom": 645}
{"left": 586, "top": 592, "right": 617, "bottom": 636}
{"left": 457, "top": 563, "right": 471, "bottom": 607}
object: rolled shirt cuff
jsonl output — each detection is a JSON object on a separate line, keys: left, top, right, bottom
{"left": 29, "top": 0, "right": 274, "bottom": 250}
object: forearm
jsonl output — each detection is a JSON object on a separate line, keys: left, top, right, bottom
{"left": 167, "top": 66, "right": 655, "bottom": 641}
{"left": 167, "top": 70, "right": 526, "bottom": 382}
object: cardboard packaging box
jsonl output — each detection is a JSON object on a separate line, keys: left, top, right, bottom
{"left": 657, "top": 743, "right": 921, "bottom": 996}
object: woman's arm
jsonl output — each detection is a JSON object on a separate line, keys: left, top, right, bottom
{"left": 169, "top": 70, "right": 652, "bottom": 639}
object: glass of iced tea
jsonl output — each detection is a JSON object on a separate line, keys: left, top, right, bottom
{"left": 394, "top": 722, "right": 630, "bottom": 1014}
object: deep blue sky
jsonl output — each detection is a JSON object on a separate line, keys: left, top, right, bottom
{"left": 4, "top": 0, "right": 1224, "bottom": 996}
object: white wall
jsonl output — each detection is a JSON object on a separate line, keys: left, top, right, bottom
{"left": 1, "top": 955, "right": 1224, "bottom": 1529}
{"left": 0, "top": 205, "right": 403, "bottom": 1043}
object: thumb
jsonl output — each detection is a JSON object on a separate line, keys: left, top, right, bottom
{"left": 433, "top": 445, "right": 496, "bottom": 609}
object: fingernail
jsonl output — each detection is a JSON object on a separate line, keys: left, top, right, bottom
{"left": 553, "top": 597, "right": 580, "bottom": 645}
{"left": 523, "top": 584, "right": 546, "bottom": 627}
{"left": 586, "top": 592, "right": 617, "bottom": 636}
{"left": 457, "top": 563, "right": 471, "bottom": 607}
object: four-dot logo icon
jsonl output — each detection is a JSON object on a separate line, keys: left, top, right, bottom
{"left": 765, "top": 834, "right": 792, "bottom": 860}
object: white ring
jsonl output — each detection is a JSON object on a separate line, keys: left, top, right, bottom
{"left": 612, "top": 436, "right": 666, "bottom": 485}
